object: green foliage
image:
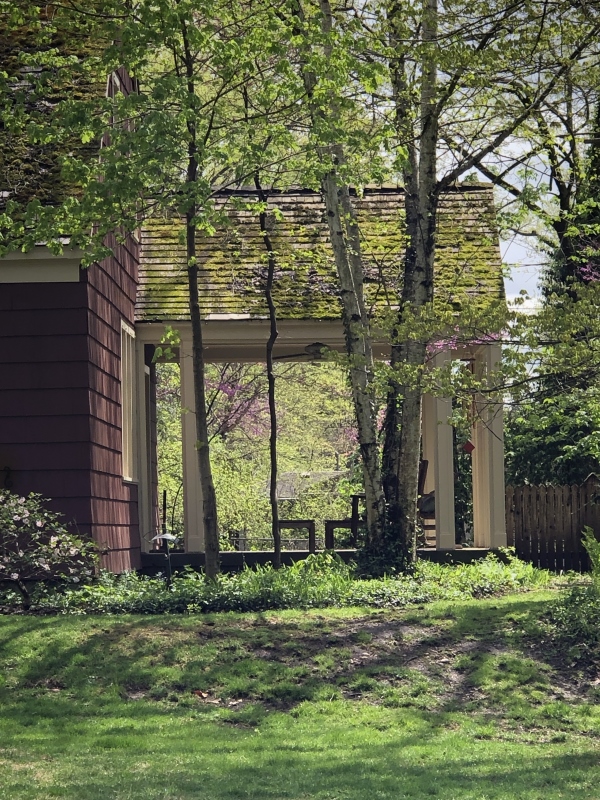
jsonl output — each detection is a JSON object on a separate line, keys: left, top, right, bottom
{"left": 503, "top": 276, "right": 600, "bottom": 490}
{"left": 505, "top": 107, "right": 600, "bottom": 486}
{"left": 1, "top": 552, "right": 551, "bottom": 615}
{"left": 355, "top": 520, "right": 416, "bottom": 578}
{"left": 1, "top": 0, "right": 390, "bottom": 259}
{"left": 582, "top": 526, "right": 600, "bottom": 580}
{"left": 543, "top": 102, "right": 600, "bottom": 290}
{"left": 156, "top": 361, "right": 361, "bottom": 548}
{"left": 547, "top": 528, "right": 600, "bottom": 663}
{"left": 0, "top": 490, "right": 98, "bottom": 607}
{"left": 549, "top": 582, "right": 600, "bottom": 663}
{"left": 505, "top": 390, "right": 600, "bottom": 485}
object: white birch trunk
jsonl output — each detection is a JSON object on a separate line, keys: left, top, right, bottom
{"left": 383, "top": 0, "right": 439, "bottom": 564}
{"left": 295, "top": 0, "right": 387, "bottom": 549}
{"left": 320, "top": 159, "right": 386, "bottom": 546}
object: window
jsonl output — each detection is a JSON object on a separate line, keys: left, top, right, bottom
{"left": 121, "top": 321, "right": 137, "bottom": 481}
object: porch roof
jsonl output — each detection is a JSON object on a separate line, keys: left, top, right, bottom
{"left": 135, "top": 184, "right": 503, "bottom": 323}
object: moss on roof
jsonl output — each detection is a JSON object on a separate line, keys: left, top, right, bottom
{"left": 0, "top": 9, "right": 107, "bottom": 216}
{"left": 137, "top": 185, "right": 504, "bottom": 323}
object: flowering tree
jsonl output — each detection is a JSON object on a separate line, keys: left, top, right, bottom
{"left": 0, "top": 491, "right": 98, "bottom": 609}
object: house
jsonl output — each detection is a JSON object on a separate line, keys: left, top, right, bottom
{"left": 0, "top": 183, "right": 507, "bottom": 570}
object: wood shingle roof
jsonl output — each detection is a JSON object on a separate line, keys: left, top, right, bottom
{"left": 136, "top": 184, "right": 503, "bottom": 323}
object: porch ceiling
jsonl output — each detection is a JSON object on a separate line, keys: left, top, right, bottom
{"left": 136, "top": 318, "right": 394, "bottom": 362}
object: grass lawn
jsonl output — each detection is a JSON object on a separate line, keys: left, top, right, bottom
{"left": 1, "top": 590, "right": 599, "bottom": 799}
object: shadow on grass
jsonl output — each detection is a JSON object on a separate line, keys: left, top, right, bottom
{"left": 2, "top": 709, "right": 599, "bottom": 800}
{"left": 99, "top": 748, "right": 599, "bottom": 800}
{"left": 2, "top": 597, "right": 600, "bottom": 798}
{"left": 0, "top": 594, "right": 572, "bottom": 719}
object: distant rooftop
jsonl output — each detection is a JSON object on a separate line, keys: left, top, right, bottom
{"left": 136, "top": 185, "right": 503, "bottom": 323}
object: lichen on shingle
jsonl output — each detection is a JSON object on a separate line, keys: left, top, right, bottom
{"left": 0, "top": 16, "right": 108, "bottom": 217}
{"left": 136, "top": 186, "right": 504, "bottom": 323}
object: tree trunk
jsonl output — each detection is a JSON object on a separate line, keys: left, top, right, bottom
{"left": 254, "top": 176, "right": 282, "bottom": 568}
{"left": 186, "top": 213, "right": 220, "bottom": 579}
{"left": 295, "top": 0, "right": 386, "bottom": 552}
{"left": 383, "top": 0, "right": 439, "bottom": 566}
{"left": 181, "top": 23, "right": 220, "bottom": 579}
{"left": 320, "top": 160, "right": 386, "bottom": 549}
{"left": 12, "top": 578, "right": 31, "bottom": 611}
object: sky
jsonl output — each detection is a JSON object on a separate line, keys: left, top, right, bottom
{"left": 501, "top": 235, "right": 544, "bottom": 303}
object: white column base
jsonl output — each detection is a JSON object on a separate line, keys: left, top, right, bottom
{"left": 471, "top": 344, "right": 506, "bottom": 548}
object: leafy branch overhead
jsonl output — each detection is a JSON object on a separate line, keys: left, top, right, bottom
{"left": 1, "top": 0, "right": 600, "bottom": 569}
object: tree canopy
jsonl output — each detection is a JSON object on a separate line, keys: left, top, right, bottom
{"left": 2, "top": 0, "right": 600, "bottom": 567}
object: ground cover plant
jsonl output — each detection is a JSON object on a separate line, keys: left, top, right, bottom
{"left": 1, "top": 589, "right": 599, "bottom": 800}
{"left": 546, "top": 528, "right": 600, "bottom": 667}
{"left": 0, "top": 552, "right": 551, "bottom": 615}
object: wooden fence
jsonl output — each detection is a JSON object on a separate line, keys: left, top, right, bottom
{"left": 505, "top": 475, "right": 600, "bottom": 571}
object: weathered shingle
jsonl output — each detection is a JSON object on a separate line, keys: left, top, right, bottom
{"left": 0, "top": 20, "right": 108, "bottom": 216}
{"left": 136, "top": 185, "right": 503, "bottom": 322}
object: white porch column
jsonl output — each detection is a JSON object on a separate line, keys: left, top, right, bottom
{"left": 421, "top": 352, "right": 455, "bottom": 549}
{"left": 471, "top": 344, "right": 506, "bottom": 548}
{"left": 135, "top": 340, "right": 152, "bottom": 552}
{"left": 180, "top": 333, "right": 205, "bottom": 552}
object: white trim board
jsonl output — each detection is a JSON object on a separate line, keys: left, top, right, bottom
{"left": 135, "top": 319, "right": 392, "bottom": 361}
{"left": 0, "top": 246, "right": 84, "bottom": 283}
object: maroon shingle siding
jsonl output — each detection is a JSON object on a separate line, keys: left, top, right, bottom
{"left": 84, "top": 231, "right": 141, "bottom": 569}
{"left": 0, "top": 281, "right": 94, "bottom": 528}
{"left": 0, "top": 232, "right": 142, "bottom": 571}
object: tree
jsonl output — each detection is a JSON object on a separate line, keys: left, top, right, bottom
{"left": 291, "top": 0, "right": 388, "bottom": 552}
{"left": 429, "top": 4, "right": 600, "bottom": 286}
{"left": 5, "top": 0, "right": 599, "bottom": 575}
{"left": 504, "top": 118, "right": 600, "bottom": 485}
{"left": 0, "top": 0, "right": 305, "bottom": 577}
{"left": 371, "top": 0, "right": 600, "bottom": 567}
{"left": 277, "top": 0, "right": 595, "bottom": 570}
{"left": 254, "top": 176, "right": 282, "bottom": 567}
{"left": 505, "top": 389, "right": 600, "bottom": 485}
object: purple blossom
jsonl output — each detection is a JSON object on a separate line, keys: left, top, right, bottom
{"left": 578, "top": 262, "right": 600, "bottom": 283}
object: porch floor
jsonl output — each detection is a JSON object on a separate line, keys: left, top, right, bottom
{"left": 140, "top": 547, "right": 494, "bottom": 574}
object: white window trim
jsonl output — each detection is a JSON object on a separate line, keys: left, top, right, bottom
{"left": 121, "top": 321, "right": 137, "bottom": 482}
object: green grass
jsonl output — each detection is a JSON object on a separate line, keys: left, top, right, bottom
{"left": 1, "top": 591, "right": 600, "bottom": 799}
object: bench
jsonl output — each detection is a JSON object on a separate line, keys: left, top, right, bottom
{"left": 324, "top": 494, "right": 365, "bottom": 548}
{"left": 277, "top": 519, "right": 316, "bottom": 553}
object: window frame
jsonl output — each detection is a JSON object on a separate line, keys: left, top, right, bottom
{"left": 121, "top": 321, "right": 137, "bottom": 482}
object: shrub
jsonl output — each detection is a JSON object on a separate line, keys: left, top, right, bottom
{"left": 7, "top": 550, "right": 551, "bottom": 616}
{"left": 582, "top": 526, "right": 600, "bottom": 584}
{"left": 548, "top": 527, "right": 600, "bottom": 663}
{"left": 0, "top": 490, "right": 98, "bottom": 609}
{"left": 548, "top": 583, "right": 600, "bottom": 662}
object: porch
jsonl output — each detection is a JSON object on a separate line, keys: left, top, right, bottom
{"left": 139, "top": 546, "right": 496, "bottom": 574}
{"left": 132, "top": 319, "right": 507, "bottom": 558}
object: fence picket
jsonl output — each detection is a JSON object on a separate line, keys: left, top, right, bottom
{"left": 529, "top": 486, "right": 540, "bottom": 567}
{"left": 574, "top": 484, "right": 584, "bottom": 571}
{"left": 505, "top": 487, "right": 515, "bottom": 547}
{"left": 506, "top": 477, "right": 600, "bottom": 572}
{"left": 548, "top": 485, "right": 560, "bottom": 571}
{"left": 537, "top": 486, "right": 550, "bottom": 570}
